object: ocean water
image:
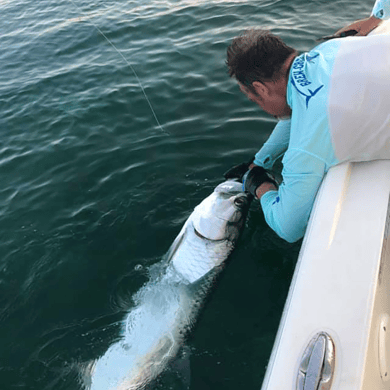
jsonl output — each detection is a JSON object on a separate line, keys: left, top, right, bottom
{"left": 0, "top": 0, "right": 373, "bottom": 389}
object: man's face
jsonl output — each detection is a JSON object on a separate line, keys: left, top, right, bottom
{"left": 239, "top": 82, "right": 291, "bottom": 119}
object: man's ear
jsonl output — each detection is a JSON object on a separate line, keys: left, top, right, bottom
{"left": 252, "top": 81, "right": 268, "bottom": 97}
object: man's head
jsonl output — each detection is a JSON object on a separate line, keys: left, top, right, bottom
{"left": 226, "top": 29, "right": 296, "bottom": 118}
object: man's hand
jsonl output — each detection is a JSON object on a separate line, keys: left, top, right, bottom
{"left": 334, "top": 15, "right": 382, "bottom": 37}
{"left": 223, "top": 157, "right": 254, "bottom": 182}
{"left": 243, "top": 166, "right": 278, "bottom": 199}
{"left": 255, "top": 181, "right": 277, "bottom": 199}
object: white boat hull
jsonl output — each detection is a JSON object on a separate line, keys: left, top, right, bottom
{"left": 261, "top": 160, "right": 390, "bottom": 389}
{"left": 261, "top": 17, "right": 390, "bottom": 390}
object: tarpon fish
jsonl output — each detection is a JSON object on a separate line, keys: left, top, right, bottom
{"left": 84, "top": 180, "right": 251, "bottom": 390}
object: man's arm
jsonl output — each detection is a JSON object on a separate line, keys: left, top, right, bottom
{"left": 334, "top": 16, "right": 381, "bottom": 37}
{"left": 333, "top": 0, "right": 390, "bottom": 37}
{"left": 224, "top": 119, "right": 291, "bottom": 182}
{"left": 255, "top": 182, "right": 277, "bottom": 199}
{"left": 253, "top": 119, "right": 291, "bottom": 170}
{"left": 257, "top": 150, "right": 326, "bottom": 243}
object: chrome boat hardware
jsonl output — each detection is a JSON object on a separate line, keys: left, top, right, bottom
{"left": 297, "top": 332, "right": 335, "bottom": 390}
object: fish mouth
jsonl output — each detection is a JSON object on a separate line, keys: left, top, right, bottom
{"left": 193, "top": 227, "right": 227, "bottom": 241}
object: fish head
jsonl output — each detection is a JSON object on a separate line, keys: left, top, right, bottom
{"left": 191, "top": 180, "right": 251, "bottom": 241}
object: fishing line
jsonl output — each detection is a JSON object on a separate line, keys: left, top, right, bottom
{"left": 68, "top": 0, "right": 170, "bottom": 136}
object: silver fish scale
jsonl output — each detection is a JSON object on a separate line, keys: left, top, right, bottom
{"left": 86, "top": 182, "right": 250, "bottom": 389}
{"left": 170, "top": 221, "right": 234, "bottom": 284}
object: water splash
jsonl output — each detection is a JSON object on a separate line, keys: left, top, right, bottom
{"left": 83, "top": 263, "right": 212, "bottom": 390}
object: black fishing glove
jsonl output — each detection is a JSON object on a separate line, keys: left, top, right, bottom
{"left": 243, "top": 166, "right": 278, "bottom": 198}
{"left": 223, "top": 156, "right": 255, "bottom": 182}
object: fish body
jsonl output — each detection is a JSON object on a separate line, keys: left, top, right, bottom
{"left": 85, "top": 180, "right": 250, "bottom": 390}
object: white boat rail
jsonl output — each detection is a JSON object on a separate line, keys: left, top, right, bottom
{"left": 260, "top": 160, "right": 390, "bottom": 390}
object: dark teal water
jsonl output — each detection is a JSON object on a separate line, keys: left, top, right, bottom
{"left": 0, "top": 0, "right": 373, "bottom": 389}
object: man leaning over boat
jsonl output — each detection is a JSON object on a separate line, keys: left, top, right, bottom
{"left": 225, "top": 0, "right": 390, "bottom": 243}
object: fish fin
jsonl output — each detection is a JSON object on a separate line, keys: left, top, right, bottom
{"left": 164, "top": 221, "right": 189, "bottom": 263}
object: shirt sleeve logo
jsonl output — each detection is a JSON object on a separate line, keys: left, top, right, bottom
{"left": 290, "top": 53, "right": 324, "bottom": 109}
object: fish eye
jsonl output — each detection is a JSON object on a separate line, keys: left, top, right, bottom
{"left": 234, "top": 197, "right": 246, "bottom": 207}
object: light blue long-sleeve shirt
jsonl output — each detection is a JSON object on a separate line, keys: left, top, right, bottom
{"left": 253, "top": 4, "right": 390, "bottom": 242}
{"left": 372, "top": 0, "right": 390, "bottom": 19}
